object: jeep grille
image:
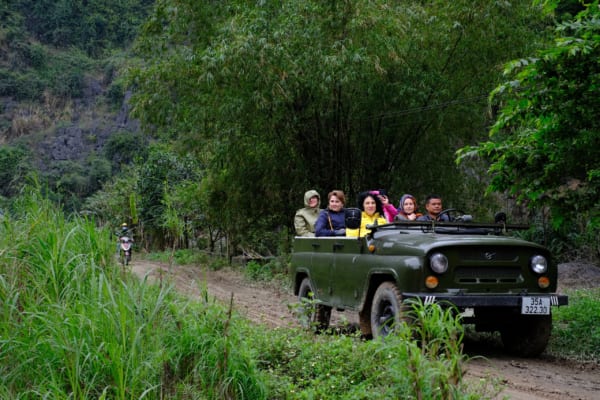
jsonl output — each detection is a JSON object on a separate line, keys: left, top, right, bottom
{"left": 454, "top": 266, "right": 522, "bottom": 284}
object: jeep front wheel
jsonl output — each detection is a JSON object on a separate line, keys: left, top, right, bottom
{"left": 371, "top": 281, "right": 405, "bottom": 338}
{"left": 500, "top": 314, "right": 552, "bottom": 357}
{"left": 298, "top": 277, "right": 331, "bottom": 332}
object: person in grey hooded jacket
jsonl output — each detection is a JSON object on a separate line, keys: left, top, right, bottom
{"left": 294, "top": 190, "right": 322, "bottom": 236}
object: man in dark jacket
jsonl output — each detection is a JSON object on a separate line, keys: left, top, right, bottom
{"left": 417, "top": 194, "right": 450, "bottom": 222}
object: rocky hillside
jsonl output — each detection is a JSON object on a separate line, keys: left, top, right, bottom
{"left": 0, "top": 1, "right": 152, "bottom": 208}
{"left": 2, "top": 84, "right": 139, "bottom": 169}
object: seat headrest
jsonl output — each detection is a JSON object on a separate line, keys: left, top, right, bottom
{"left": 345, "top": 208, "right": 361, "bottom": 230}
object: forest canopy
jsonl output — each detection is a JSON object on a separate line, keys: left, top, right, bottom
{"left": 457, "top": 1, "right": 600, "bottom": 234}
{"left": 128, "top": 0, "right": 551, "bottom": 249}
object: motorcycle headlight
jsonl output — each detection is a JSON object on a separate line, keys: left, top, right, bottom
{"left": 429, "top": 252, "right": 448, "bottom": 274}
{"left": 530, "top": 255, "right": 548, "bottom": 274}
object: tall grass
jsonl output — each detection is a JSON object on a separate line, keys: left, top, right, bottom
{"left": 0, "top": 189, "right": 265, "bottom": 399}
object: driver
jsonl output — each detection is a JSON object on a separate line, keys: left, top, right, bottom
{"left": 417, "top": 194, "right": 450, "bottom": 222}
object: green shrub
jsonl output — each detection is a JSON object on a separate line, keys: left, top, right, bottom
{"left": 0, "top": 145, "right": 31, "bottom": 197}
{"left": 244, "top": 258, "right": 288, "bottom": 282}
{"left": 209, "top": 256, "right": 229, "bottom": 271}
{"left": 24, "top": 42, "right": 46, "bottom": 68}
{"left": 104, "top": 130, "right": 145, "bottom": 169}
{"left": 14, "top": 72, "right": 45, "bottom": 100}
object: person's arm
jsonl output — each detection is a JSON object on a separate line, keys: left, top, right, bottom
{"left": 294, "top": 212, "right": 310, "bottom": 236}
{"left": 314, "top": 211, "right": 334, "bottom": 237}
{"left": 383, "top": 203, "right": 398, "bottom": 222}
{"left": 379, "top": 195, "right": 398, "bottom": 222}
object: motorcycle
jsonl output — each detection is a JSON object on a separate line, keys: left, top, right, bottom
{"left": 119, "top": 235, "right": 133, "bottom": 266}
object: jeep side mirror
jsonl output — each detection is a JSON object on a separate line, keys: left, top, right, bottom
{"left": 345, "top": 208, "right": 362, "bottom": 230}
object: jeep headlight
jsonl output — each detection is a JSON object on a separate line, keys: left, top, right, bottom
{"left": 429, "top": 252, "right": 448, "bottom": 274}
{"left": 530, "top": 255, "right": 548, "bottom": 274}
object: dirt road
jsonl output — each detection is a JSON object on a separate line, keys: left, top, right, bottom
{"left": 131, "top": 260, "right": 600, "bottom": 400}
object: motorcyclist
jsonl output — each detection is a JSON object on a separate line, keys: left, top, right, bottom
{"left": 116, "top": 223, "right": 133, "bottom": 253}
{"left": 118, "top": 222, "right": 130, "bottom": 237}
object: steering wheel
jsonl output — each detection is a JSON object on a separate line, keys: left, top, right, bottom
{"left": 438, "top": 208, "right": 467, "bottom": 222}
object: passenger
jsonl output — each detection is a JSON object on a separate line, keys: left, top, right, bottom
{"left": 370, "top": 189, "right": 398, "bottom": 222}
{"left": 346, "top": 191, "right": 387, "bottom": 237}
{"left": 394, "top": 194, "right": 423, "bottom": 221}
{"left": 417, "top": 194, "right": 450, "bottom": 221}
{"left": 314, "top": 190, "right": 347, "bottom": 237}
{"left": 294, "top": 189, "right": 322, "bottom": 237}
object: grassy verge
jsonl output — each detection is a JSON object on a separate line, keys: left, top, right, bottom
{"left": 548, "top": 288, "right": 600, "bottom": 363}
{"left": 0, "top": 190, "right": 265, "bottom": 399}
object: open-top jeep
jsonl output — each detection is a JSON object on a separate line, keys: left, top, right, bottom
{"left": 290, "top": 209, "right": 568, "bottom": 357}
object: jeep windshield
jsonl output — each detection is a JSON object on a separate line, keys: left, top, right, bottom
{"left": 369, "top": 219, "right": 529, "bottom": 236}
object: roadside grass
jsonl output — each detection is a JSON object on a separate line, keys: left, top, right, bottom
{"left": 0, "top": 190, "right": 265, "bottom": 399}
{"left": 548, "top": 288, "right": 600, "bottom": 363}
{"left": 244, "top": 258, "right": 289, "bottom": 283}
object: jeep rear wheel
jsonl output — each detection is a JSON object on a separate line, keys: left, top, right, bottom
{"left": 371, "top": 281, "right": 406, "bottom": 338}
{"left": 500, "top": 314, "right": 552, "bottom": 357}
{"left": 298, "top": 277, "right": 331, "bottom": 332}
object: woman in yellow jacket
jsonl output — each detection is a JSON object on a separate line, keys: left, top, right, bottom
{"left": 346, "top": 191, "right": 387, "bottom": 237}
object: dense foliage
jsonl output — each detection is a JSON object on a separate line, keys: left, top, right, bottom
{"left": 16, "top": 0, "right": 154, "bottom": 57}
{"left": 128, "top": 0, "right": 550, "bottom": 252}
{"left": 457, "top": 2, "right": 600, "bottom": 256}
{"left": 1, "top": 0, "right": 152, "bottom": 101}
{"left": 3, "top": 0, "right": 598, "bottom": 260}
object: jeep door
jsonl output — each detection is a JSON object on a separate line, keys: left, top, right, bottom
{"left": 329, "top": 238, "right": 369, "bottom": 310}
{"left": 306, "top": 237, "right": 339, "bottom": 304}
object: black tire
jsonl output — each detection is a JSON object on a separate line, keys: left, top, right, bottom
{"left": 500, "top": 314, "right": 552, "bottom": 357}
{"left": 370, "top": 281, "right": 406, "bottom": 338}
{"left": 298, "top": 277, "right": 331, "bottom": 332}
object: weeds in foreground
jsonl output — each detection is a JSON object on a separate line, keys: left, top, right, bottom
{"left": 256, "top": 300, "right": 490, "bottom": 399}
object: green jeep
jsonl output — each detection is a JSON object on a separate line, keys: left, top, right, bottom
{"left": 290, "top": 209, "right": 568, "bottom": 357}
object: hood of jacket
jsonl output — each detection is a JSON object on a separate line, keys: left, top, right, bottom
{"left": 303, "top": 190, "right": 321, "bottom": 208}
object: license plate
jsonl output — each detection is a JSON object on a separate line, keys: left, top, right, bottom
{"left": 521, "top": 297, "right": 550, "bottom": 315}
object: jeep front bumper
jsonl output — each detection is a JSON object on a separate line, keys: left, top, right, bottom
{"left": 402, "top": 293, "right": 569, "bottom": 307}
